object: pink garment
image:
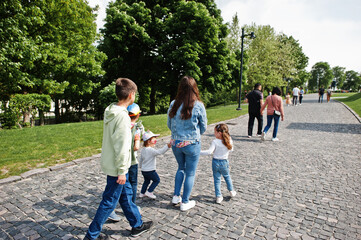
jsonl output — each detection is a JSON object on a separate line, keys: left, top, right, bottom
{"left": 262, "top": 95, "right": 284, "bottom": 116}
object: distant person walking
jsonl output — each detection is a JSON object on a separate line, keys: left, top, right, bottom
{"left": 245, "top": 83, "right": 264, "bottom": 138}
{"left": 260, "top": 87, "right": 284, "bottom": 142}
{"left": 299, "top": 87, "right": 304, "bottom": 105}
{"left": 319, "top": 86, "right": 325, "bottom": 103}
{"left": 167, "top": 76, "right": 207, "bottom": 211}
{"left": 292, "top": 86, "right": 300, "bottom": 106}
{"left": 327, "top": 86, "right": 332, "bottom": 102}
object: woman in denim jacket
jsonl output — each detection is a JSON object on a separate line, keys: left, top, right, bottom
{"left": 167, "top": 76, "right": 207, "bottom": 211}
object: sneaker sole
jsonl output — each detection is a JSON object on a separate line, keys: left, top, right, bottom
{"left": 130, "top": 222, "right": 153, "bottom": 237}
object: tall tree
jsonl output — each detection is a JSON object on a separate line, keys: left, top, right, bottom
{"left": 309, "top": 62, "right": 333, "bottom": 90}
{"left": 225, "top": 13, "right": 241, "bottom": 54}
{"left": 99, "top": 0, "right": 232, "bottom": 113}
{"left": 344, "top": 70, "right": 361, "bottom": 91}
{"left": 0, "top": 0, "right": 106, "bottom": 123}
{"left": 332, "top": 66, "right": 346, "bottom": 89}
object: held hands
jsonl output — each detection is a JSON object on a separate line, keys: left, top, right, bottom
{"left": 116, "top": 175, "right": 126, "bottom": 185}
{"left": 167, "top": 142, "right": 172, "bottom": 148}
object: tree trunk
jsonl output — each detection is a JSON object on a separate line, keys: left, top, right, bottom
{"left": 39, "top": 109, "right": 45, "bottom": 126}
{"left": 150, "top": 79, "right": 156, "bottom": 114}
{"left": 23, "top": 110, "right": 31, "bottom": 127}
{"left": 55, "top": 97, "right": 60, "bottom": 123}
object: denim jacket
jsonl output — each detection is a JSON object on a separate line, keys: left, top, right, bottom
{"left": 167, "top": 100, "right": 207, "bottom": 141}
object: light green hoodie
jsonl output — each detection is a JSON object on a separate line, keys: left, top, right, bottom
{"left": 101, "top": 103, "right": 132, "bottom": 176}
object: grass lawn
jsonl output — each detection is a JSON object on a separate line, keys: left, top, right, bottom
{"left": 331, "top": 92, "right": 357, "bottom": 98}
{"left": 0, "top": 103, "right": 248, "bottom": 179}
{"left": 336, "top": 92, "right": 361, "bottom": 117}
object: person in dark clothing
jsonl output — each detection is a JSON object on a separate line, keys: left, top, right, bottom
{"left": 245, "top": 83, "right": 264, "bottom": 138}
{"left": 319, "top": 86, "right": 325, "bottom": 103}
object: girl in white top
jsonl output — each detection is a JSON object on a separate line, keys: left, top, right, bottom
{"left": 139, "top": 130, "right": 171, "bottom": 199}
{"left": 201, "top": 123, "right": 236, "bottom": 204}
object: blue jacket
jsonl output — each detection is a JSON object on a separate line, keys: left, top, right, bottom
{"left": 167, "top": 100, "right": 207, "bottom": 141}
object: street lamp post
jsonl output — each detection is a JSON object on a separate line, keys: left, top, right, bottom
{"left": 237, "top": 28, "right": 255, "bottom": 110}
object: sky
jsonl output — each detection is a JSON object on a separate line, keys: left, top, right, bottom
{"left": 87, "top": 0, "right": 361, "bottom": 73}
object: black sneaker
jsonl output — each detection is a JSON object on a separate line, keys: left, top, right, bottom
{"left": 130, "top": 221, "right": 153, "bottom": 237}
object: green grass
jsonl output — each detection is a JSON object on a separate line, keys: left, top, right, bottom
{"left": 331, "top": 92, "right": 357, "bottom": 98}
{"left": 0, "top": 104, "right": 248, "bottom": 179}
{"left": 336, "top": 93, "right": 361, "bottom": 117}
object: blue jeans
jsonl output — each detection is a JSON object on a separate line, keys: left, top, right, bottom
{"left": 263, "top": 114, "right": 280, "bottom": 138}
{"left": 212, "top": 159, "right": 234, "bottom": 197}
{"left": 141, "top": 170, "right": 160, "bottom": 194}
{"left": 85, "top": 175, "right": 142, "bottom": 240}
{"left": 172, "top": 141, "right": 201, "bottom": 203}
{"left": 128, "top": 164, "right": 138, "bottom": 203}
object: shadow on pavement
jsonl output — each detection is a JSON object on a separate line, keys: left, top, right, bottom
{"left": 286, "top": 122, "right": 361, "bottom": 134}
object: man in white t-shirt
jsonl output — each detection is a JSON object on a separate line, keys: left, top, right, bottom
{"left": 292, "top": 86, "right": 300, "bottom": 106}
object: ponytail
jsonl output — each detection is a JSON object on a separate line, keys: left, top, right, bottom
{"left": 215, "top": 124, "right": 232, "bottom": 150}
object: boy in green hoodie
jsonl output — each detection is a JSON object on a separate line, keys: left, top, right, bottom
{"left": 84, "top": 78, "right": 153, "bottom": 239}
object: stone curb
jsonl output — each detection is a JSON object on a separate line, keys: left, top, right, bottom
{"left": 334, "top": 100, "right": 361, "bottom": 123}
{"left": 0, "top": 154, "right": 101, "bottom": 186}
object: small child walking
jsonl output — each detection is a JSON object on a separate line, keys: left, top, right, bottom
{"left": 139, "top": 130, "right": 171, "bottom": 199}
{"left": 200, "top": 123, "right": 236, "bottom": 204}
{"left": 285, "top": 92, "right": 291, "bottom": 106}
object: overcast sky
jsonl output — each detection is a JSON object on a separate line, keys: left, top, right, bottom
{"left": 88, "top": 0, "right": 361, "bottom": 73}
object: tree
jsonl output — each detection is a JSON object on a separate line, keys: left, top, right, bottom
{"left": 0, "top": 0, "right": 106, "bottom": 123}
{"left": 344, "top": 70, "right": 361, "bottom": 91}
{"left": 225, "top": 14, "right": 241, "bottom": 54}
{"left": 99, "top": 0, "right": 232, "bottom": 113}
{"left": 332, "top": 66, "right": 346, "bottom": 89}
{"left": 309, "top": 62, "right": 334, "bottom": 91}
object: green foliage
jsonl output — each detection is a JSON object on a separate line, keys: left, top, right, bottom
{"left": 332, "top": 66, "right": 346, "bottom": 89}
{"left": 99, "top": 0, "right": 232, "bottom": 113}
{"left": 309, "top": 62, "right": 334, "bottom": 90}
{"left": 343, "top": 71, "right": 361, "bottom": 91}
{"left": 0, "top": 0, "right": 106, "bottom": 122}
{"left": 98, "top": 82, "right": 118, "bottom": 114}
{"left": 0, "top": 94, "right": 52, "bottom": 129}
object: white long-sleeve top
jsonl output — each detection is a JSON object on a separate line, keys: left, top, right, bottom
{"left": 139, "top": 144, "right": 169, "bottom": 171}
{"left": 200, "top": 138, "right": 233, "bottom": 160}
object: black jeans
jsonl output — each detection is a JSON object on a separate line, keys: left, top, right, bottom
{"left": 248, "top": 113, "right": 263, "bottom": 136}
{"left": 299, "top": 95, "right": 303, "bottom": 104}
{"left": 293, "top": 96, "right": 298, "bottom": 105}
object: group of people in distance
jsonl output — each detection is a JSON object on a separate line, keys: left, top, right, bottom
{"left": 245, "top": 83, "right": 285, "bottom": 142}
{"left": 285, "top": 86, "right": 304, "bottom": 106}
{"left": 83, "top": 76, "right": 237, "bottom": 239}
{"left": 318, "top": 85, "right": 333, "bottom": 103}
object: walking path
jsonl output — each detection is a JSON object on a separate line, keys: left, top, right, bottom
{"left": 1, "top": 94, "right": 360, "bottom": 240}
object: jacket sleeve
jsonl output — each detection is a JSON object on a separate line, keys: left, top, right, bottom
{"left": 200, "top": 140, "right": 215, "bottom": 155}
{"left": 111, "top": 114, "right": 132, "bottom": 176}
{"left": 198, "top": 102, "right": 207, "bottom": 135}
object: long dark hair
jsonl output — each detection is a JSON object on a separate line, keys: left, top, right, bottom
{"left": 215, "top": 124, "right": 232, "bottom": 150}
{"left": 169, "top": 76, "right": 201, "bottom": 120}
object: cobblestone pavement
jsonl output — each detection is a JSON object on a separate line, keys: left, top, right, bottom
{"left": 1, "top": 94, "right": 360, "bottom": 240}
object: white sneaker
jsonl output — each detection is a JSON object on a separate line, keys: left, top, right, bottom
{"left": 256, "top": 134, "right": 262, "bottom": 137}
{"left": 145, "top": 191, "right": 156, "bottom": 199}
{"left": 272, "top": 138, "right": 279, "bottom": 142}
{"left": 230, "top": 191, "right": 237, "bottom": 197}
{"left": 248, "top": 135, "right": 251, "bottom": 138}
{"left": 172, "top": 195, "right": 182, "bottom": 205}
{"left": 139, "top": 193, "right": 145, "bottom": 198}
{"left": 216, "top": 196, "right": 223, "bottom": 204}
{"left": 261, "top": 132, "right": 266, "bottom": 141}
{"left": 180, "top": 200, "right": 196, "bottom": 211}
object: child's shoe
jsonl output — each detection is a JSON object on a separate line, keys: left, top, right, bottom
{"left": 230, "top": 191, "right": 237, "bottom": 197}
{"left": 145, "top": 191, "right": 156, "bottom": 199}
{"left": 216, "top": 196, "right": 223, "bottom": 204}
{"left": 172, "top": 195, "right": 182, "bottom": 205}
{"left": 180, "top": 200, "right": 196, "bottom": 211}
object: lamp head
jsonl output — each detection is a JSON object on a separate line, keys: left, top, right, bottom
{"left": 250, "top": 32, "right": 256, "bottom": 39}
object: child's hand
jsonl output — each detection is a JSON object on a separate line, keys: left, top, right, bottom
{"left": 134, "top": 134, "right": 140, "bottom": 141}
{"left": 167, "top": 143, "right": 172, "bottom": 148}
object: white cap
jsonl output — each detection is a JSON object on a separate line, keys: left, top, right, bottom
{"left": 142, "top": 130, "right": 160, "bottom": 142}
